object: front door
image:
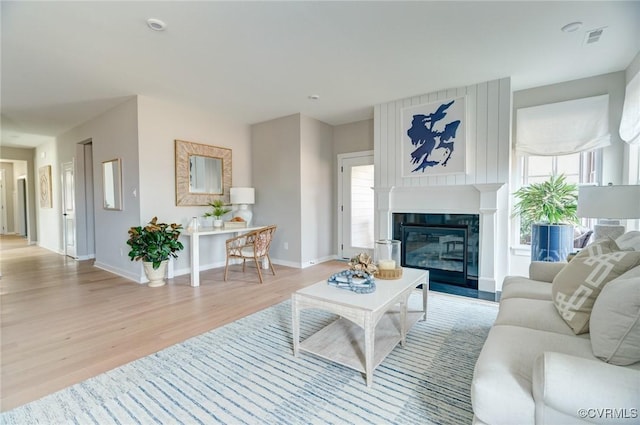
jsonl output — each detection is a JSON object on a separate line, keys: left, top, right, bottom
{"left": 338, "top": 152, "right": 374, "bottom": 259}
{"left": 62, "top": 161, "right": 77, "bottom": 258}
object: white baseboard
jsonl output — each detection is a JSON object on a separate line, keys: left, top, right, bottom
{"left": 270, "top": 255, "right": 338, "bottom": 269}
{"left": 478, "top": 277, "right": 497, "bottom": 293}
{"left": 173, "top": 260, "right": 228, "bottom": 278}
{"left": 93, "top": 261, "right": 143, "bottom": 283}
{"left": 37, "top": 243, "right": 64, "bottom": 256}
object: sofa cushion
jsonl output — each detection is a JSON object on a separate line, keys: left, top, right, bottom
{"left": 495, "top": 298, "right": 584, "bottom": 336}
{"left": 616, "top": 230, "right": 640, "bottom": 251}
{"left": 532, "top": 352, "right": 640, "bottom": 425}
{"left": 529, "top": 261, "right": 567, "bottom": 283}
{"left": 501, "top": 276, "right": 553, "bottom": 301}
{"left": 471, "top": 325, "right": 595, "bottom": 425}
{"left": 590, "top": 265, "right": 640, "bottom": 365}
{"left": 551, "top": 239, "right": 640, "bottom": 334}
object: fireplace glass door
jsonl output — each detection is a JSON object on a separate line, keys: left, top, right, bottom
{"left": 402, "top": 225, "right": 468, "bottom": 286}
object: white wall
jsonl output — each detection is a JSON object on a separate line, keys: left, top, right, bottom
{"left": 137, "top": 96, "right": 252, "bottom": 279}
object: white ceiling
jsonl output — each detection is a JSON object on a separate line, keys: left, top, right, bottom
{"left": 2, "top": 1, "right": 639, "bottom": 148}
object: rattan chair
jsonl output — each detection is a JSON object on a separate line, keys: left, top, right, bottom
{"left": 224, "top": 225, "right": 277, "bottom": 283}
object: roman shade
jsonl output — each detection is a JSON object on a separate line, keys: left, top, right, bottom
{"left": 516, "top": 95, "right": 610, "bottom": 156}
{"left": 619, "top": 71, "right": 640, "bottom": 145}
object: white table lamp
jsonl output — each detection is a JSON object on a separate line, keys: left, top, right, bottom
{"left": 230, "top": 187, "right": 255, "bottom": 226}
{"left": 577, "top": 184, "right": 640, "bottom": 241}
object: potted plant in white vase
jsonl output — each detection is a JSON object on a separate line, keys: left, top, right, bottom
{"left": 127, "top": 217, "right": 184, "bottom": 287}
{"left": 513, "top": 174, "right": 579, "bottom": 262}
{"left": 204, "top": 199, "right": 231, "bottom": 228}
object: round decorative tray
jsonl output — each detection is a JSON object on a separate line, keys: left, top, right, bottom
{"left": 375, "top": 267, "right": 403, "bottom": 280}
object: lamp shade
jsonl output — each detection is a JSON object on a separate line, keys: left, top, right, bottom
{"left": 577, "top": 185, "right": 640, "bottom": 219}
{"left": 230, "top": 187, "right": 255, "bottom": 205}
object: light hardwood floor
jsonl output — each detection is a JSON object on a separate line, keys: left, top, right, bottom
{"left": 0, "top": 235, "right": 347, "bottom": 412}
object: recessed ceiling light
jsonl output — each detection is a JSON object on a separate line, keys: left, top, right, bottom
{"left": 561, "top": 21, "right": 583, "bottom": 33}
{"left": 308, "top": 95, "right": 320, "bottom": 100}
{"left": 147, "top": 18, "right": 167, "bottom": 32}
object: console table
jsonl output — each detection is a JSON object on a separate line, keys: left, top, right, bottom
{"left": 186, "top": 226, "right": 262, "bottom": 287}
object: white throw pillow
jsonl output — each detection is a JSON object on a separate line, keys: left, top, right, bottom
{"left": 590, "top": 266, "right": 640, "bottom": 365}
{"left": 616, "top": 231, "right": 640, "bottom": 251}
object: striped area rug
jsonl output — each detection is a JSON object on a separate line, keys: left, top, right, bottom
{"left": 2, "top": 292, "right": 497, "bottom": 425}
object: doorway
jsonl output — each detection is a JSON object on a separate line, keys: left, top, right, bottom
{"left": 17, "top": 177, "right": 27, "bottom": 237}
{"left": 62, "top": 161, "right": 77, "bottom": 258}
{"left": 337, "top": 151, "right": 374, "bottom": 259}
{"left": 0, "top": 169, "right": 7, "bottom": 235}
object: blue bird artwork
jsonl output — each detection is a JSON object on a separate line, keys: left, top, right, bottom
{"left": 406, "top": 100, "right": 462, "bottom": 173}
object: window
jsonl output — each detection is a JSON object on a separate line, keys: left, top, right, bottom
{"left": 516, "top": 150, "right": 598, "bottom": 245}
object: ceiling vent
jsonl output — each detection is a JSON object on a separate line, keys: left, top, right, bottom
{"left": 584, "top": 27, "right": 606, "bottom": 45}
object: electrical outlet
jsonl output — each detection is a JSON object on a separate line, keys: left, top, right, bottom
{"left": 284, "top": 242, "right": 289, "bottom": 250}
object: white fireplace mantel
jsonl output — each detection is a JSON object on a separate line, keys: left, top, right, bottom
{"left": 375, "top": 183, "right": 508, "bottom": 293}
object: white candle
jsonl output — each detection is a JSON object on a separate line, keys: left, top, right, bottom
{"left": 378, "top": 260, "right": 396, "bottom": 270}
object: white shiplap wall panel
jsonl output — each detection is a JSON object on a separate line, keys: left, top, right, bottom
{"left": 475, "top": 81, "right": 489, "bottom": 185}
{"left": 498, "top": 78, "right": 512, "bottom": 183}
{"left": 465, "top": 84, "right": 478, "bottom": 185}
{"left": 375, "top": 77, "right": 511, "bottom": 189}
{"left": 456, "top": 85, "right": 470, "bottom": 185}
{"left": 487, "top": 79, "right": 501, "bottom": 183}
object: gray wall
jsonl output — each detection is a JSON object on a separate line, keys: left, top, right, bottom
{"left": 300, "top": 115, "right": 334, "bottom": 265}
{"left": 252, "top": 114, "right": 302, "bottom": 265}
{"left": 333, "top": 119, "right": 374, "bottom": 155}
{"left": 626, "top": 51, "right": 640, "bottom": 82}
{"left": 251, "top": 113, "right": 335, "bottom": 267}
{"left": 56, "top": 97, "right": 141, "bottom": 277}
{"left": 513, "top": 71, "right": 627, "bottom": 185}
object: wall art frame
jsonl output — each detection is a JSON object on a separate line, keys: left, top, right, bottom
{"left": 39, "top": 165, "right": 53, "bottom": 208}
{"left": 401, "top": 97, "right": 467, "bottom": 177}
{"left": 175, "top": 139, "right": 232, "bottom": 206}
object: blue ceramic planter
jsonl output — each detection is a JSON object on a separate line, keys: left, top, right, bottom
{"left": 531, "top": 223, "right": 574, "bottom": 262}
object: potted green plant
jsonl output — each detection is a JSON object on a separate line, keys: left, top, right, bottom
{"left": 513, "top": 174, "right": 578, "bottom": 261}
{"left": 204, "top": 199, "right": 231, "bottom": 227}
{"left": 127, "top": 217, "right": 184, "bottom": 287}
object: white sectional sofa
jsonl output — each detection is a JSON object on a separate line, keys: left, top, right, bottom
{"left": 471, "top": 232, "right": 640, "bottom": 425}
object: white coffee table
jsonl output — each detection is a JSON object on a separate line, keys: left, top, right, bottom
{"left": 292, "top": 267, "right": 428, "bottom": 387}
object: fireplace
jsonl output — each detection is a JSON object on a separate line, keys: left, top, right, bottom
{"left": 393, "top": 213, "right": 479, "bottom": 289}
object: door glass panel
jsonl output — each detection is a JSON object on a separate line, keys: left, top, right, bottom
{"left": 350, "top": 164, "right": 374, "bottom": 249}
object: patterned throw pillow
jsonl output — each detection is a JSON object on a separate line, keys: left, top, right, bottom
{"left": 551, "top": 239, "right": 640, "bottom": 334}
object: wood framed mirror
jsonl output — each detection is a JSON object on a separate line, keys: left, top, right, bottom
{"left": 175, "top": 140, "right": 232, "bottom": 205}
{"left": 102, "top": 158, "right": 122, "bottom": 210}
